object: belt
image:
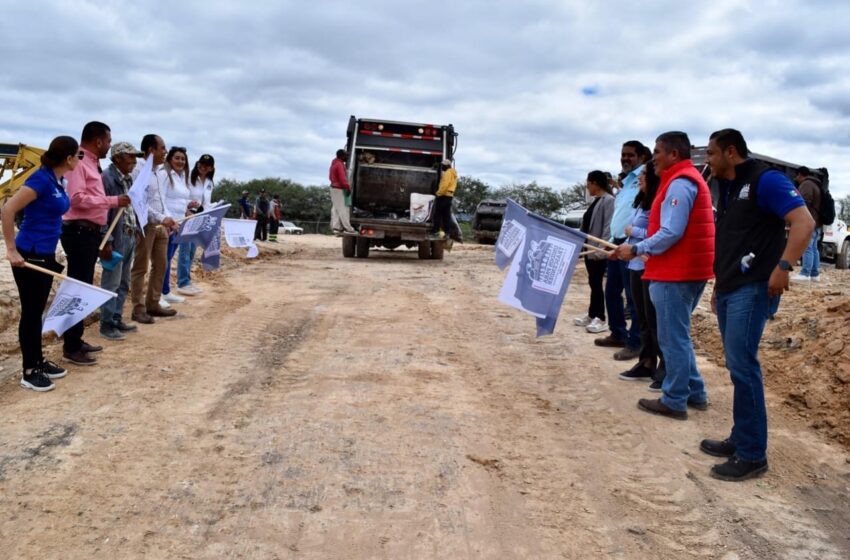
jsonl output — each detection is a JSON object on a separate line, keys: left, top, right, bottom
{"left": 63, "top": 219, "right": 101, "bottom": 231}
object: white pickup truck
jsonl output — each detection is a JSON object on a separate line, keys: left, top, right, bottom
{"left": 822, "top": 219, "right": 849, "bottom": 269}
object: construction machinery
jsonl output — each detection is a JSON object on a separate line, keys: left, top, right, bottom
{"left": 1, "top": 143, "right": 45, "bottom": 210}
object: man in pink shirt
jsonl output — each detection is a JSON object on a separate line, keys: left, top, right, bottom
{"left": 60, "top": 121, "right": 130, "bottom": 366}
{"left": 329, "top": 149, "right": 355, "bottom": 233}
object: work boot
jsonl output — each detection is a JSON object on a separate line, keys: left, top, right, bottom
{"left": 710, "top": 456, "right": 768, "bottom": 482}
{"left": 132, "top": 306, "right": 155, "bottom": 324}
{"left": 148, "top": 306, "right": 177, "bottom": 318}
{"left": 700, "top": 438, "right": 736, "bottom": 458}
{"left": 637, "top": 398, "right": 687, "bottom": 420}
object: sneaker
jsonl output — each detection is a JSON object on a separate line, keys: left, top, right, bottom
{"left": 637, "top": 398, "right": 687, "bottom": 420}
{"left": 80, "top": 341, "right": 103, "bottom": 354}
{"left": 163, "top": 292, "right": 186, "bottom": 304}
{"left": 63, "top": 350, "right": 97, "bottom": 366}
{"left": 613, "top": 346, "right": 640, "bottom": 361}
{"left": 619, "top": 364, "right": 653, "bottom": 381}
{"left": 593, "top": 334, "right": 625, "bottom": 347}
{"left": 115, "top": 320, "right": 138, "bottom": 332}
{"left": 159, "top": 297, "right": 172, "bottom": 309}
{"left": 21, "top": 368, "right": 55, "bottom": 392}
{"left": 648, "top": 379, "right": 663, "bottom": 392}
{"left": 39, "top": 359, "right": 67, "bottom": 380}
{"left": 99, "top": 327, "right": 126, "bottom": 341}
{"left": 586, "top": 318, "right": 609, "bottom": 334}
{"left": 148, "top": 306, "right": 177, "bottom": 317}
{"left": 700, "top": 438, "right": 736, "bottom": 458}
{"left": 573, "top": 314, "right": 592, "bottom": 327}
{"left": 790, "top": 274, "right": 810, "bottom": 282}
{"left": 710, "top": 456, "right": 768, "bottom": 482}
{"left": 810, "top": 275, "right": 822, "bottom": 283}
{"left": 176, "top": 285, "right": 201, "bottom": 296}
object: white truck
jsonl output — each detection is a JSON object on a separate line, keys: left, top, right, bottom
{"left": 822, "top": 219, "right": 849, "bottom": 269}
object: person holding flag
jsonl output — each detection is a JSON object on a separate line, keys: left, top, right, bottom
{"left": 1, "top": 136, "right": 77, "bottom": 391}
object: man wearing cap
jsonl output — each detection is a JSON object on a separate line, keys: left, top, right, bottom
{"left": 238, "top": 190, "right": 252, "bottom": 219}
{"left": 329, "top": 149, "right": 355, "bottom": 233}
{"left": 430, "top": 159, "right": 458, "bottom": 240}
{"left": 61, "top": 121, "right": 131, "bottom": 366}
{"left": 99, "top": 142, "right": 143, "bottom": 340}
{"left": 253, "top": 189, "right": 271, "bottom": 241}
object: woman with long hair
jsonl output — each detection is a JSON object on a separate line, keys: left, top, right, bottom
{"left": 176, "top": 154, "right": 216, "bottom": 295}
{"left": 575, "top": 170, "right": 615, "bottom": 333}
{"left": 159, "top": 146, "right": 197, "bottom": 307}
{"left": 618, "top": 161, "right": 665, "bottom": 385}
{"left": 1, "top": 136, "right": 77, "bottom": 391}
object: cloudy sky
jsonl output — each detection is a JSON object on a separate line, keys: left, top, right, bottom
{"left": 3, "top": 0, "right": 850, "bottom": 197}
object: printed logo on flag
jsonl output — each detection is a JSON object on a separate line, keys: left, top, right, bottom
{"left": 42, "top": 279, "right": 116, "bottom": 336}
{"left": 497, "top": 219, "right": 526, "bottom": 259}
{"left": 525, "top": 236, "right": 574, "bottom": 295}
{"left": 44, "top": 295, "right": 86, "bottom": 320}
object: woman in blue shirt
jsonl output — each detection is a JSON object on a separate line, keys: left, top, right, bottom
{"left": 2, "top": 136, "right": 76, "bottom": 392}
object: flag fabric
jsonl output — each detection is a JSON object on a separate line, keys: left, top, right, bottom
{"left": 495, "top": 199, "right": 586, "bottom": 336}
{"left": 42, "top": 278, "right": 117, "bottom": 336}
{"left": 128, "top": 155, "right": 153, "bottom": 231}
{"left": 222, "top": 218, "right": 259, "bottom": 259}
{"left": 174, "top": 203, "right": 230, "bottom": 245}
{"left": 200, "top": 229, "right": 221, "bottom": 270}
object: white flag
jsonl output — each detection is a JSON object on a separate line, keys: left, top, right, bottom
{"left": 42, "top": 279, "right": 117, "bottom": 336}
{"left": 128, "top": 155, "right": 153, "bottom": 231}
{"left": 222, "top": 218, "right": 259, "bottom": 258}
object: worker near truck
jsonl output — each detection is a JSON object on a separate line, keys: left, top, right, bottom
{"left": 329, "top": 149, "right": 355, "bottom": 234}
{"left": 430, "top": 159, "right": 458, "bottom": 240}
{"left": 703, "top": 129, "right": 813, "bottom": 481}
{"left": 791, "top": 166, "right": 822, "bottom": 282}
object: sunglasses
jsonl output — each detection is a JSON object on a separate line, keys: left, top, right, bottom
{"left": 77, "top": 151, "right": 85, "bottom": 160}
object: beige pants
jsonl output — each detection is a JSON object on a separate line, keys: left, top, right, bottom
{"left": 130, "top": 223, "right": 169, "bottom": 311}
{"left": 330, "top": 187, "right": 354, "bottom": 232}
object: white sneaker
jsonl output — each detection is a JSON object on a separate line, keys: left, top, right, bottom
{"left": 176, "top": 285, "right": 201, "bottom": 296}
{"left": 159, "top": 297, "right": 172, "bottom": 309}
{"left": 586, "top": 317, "right": 609, "bottom": 333}
{"left": 163, "top": 292, "right": 186, "bottom": 304}
{"left": 790, "top": 274, "right": 810, "bottom": 282}
{"left": 574, "top": 314, "right": 592, "bottom": 327}
{"left": 810, "top": 275, "right": 822, "bottom": 283}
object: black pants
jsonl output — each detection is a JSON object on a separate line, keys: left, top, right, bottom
{"left": 630, "top": 269, "right": 664, "bottom": 372}
{"left": 585, "top": 257, "right": 607, "bottom": 320}
{"left": 60, "top": 224, "right": 100, "bottom": 353}
{"left": 12, "top": 251, "right": 63, "bottom": 370}
{"left": 431, "top": 196, "right": 455, "bottom": 235}
{"left": 269, "top": 218, "right": 279, "bottom": 235}
{"left": 254, "top": 215, "right": 268, "bottom": 241}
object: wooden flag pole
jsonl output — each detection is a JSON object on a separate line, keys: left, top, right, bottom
{"left": 584, "top": 233, "right": 619, "bottom": 250}
{"left": 98, "top": 208, "right": 125, "bottom": 251}
{"left": 22, "top": 261, "right": 69, "bottom": 282}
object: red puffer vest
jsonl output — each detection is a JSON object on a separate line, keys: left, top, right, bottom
{"left": 643, "top": 160, "right": 715, "bottom": 282}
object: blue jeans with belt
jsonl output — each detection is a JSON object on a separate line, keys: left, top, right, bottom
{"left": 650, "top": 280, "right": 708, "bottom": 412}
{"left": 716, "top": 281, "right": 770, "bottom": 461}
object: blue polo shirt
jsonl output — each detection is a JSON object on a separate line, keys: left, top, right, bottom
{"left": 15, "top": 166, "right": 71, "bottom": 254}
{"left": 719, "top": 169, "right": 804, "bottom": 219}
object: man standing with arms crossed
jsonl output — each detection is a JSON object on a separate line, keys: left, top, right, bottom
{"left": 615, "top": 131, "right": 715, "bottom": 421}
{"left": 702, "top": 129, "right": 813, "bottom": 481}
{"left": 62, "top": 121, "right": 130, "bottom": 365}
{"left": 593, "top": 141, "right": 647, "bottom": 362}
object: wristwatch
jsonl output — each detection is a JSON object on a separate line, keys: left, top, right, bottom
{"left": 778, "top": 260, "right": 793, "bottom": 272}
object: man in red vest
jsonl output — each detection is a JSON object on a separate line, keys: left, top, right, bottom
{"left": 615, "top": 131, "right": 715, "bottom": 420}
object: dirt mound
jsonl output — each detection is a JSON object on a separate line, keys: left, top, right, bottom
{"left": 693, "top": 277, "right": 850, "bottom": 449}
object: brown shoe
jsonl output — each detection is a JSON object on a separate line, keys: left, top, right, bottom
{"left": 148, "top": 306, "right": 177, "bottom": 317}
{"left": 63, "top": 350, "right": 97, "bottom": 366}
{"left": 613, "top": 346, "right": 641, "bottom": 360}
{"left": 594, "top": 335, "right": 626, "bottom": 348}
{"left": 132, "top": 306, "right": 155, "bottom": 324}
{"left": 637, "top": 398, "right": 687, "bottom": 420}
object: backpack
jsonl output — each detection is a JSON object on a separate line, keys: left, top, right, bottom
{"left": 813, "top": 168, "right": 836, "bottom": 225}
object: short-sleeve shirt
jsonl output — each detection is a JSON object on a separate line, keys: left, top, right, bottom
{"left": 15, "top": 166, "right": 71, "bottom": 254}
{"left": 755, "top": 170, "right": 805, "bottom": 219}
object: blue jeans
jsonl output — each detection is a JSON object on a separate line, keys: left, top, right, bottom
{"left": 800, "top": 227, "right": 820, "bottom": 277}
{"left": 177, "top": 243, "right": 196, "bottom": 288}
{"left": 716, "top": 282, "right": 770, "bottom": 461}
{"left": 650, "top": 280, "right": 708, "bottom": 412}
{"left": 162, "top": 235, "right": 179, "bottom": 295}
{"left": 100, "top": 232, "right": 136, "bottom": 329}
{"left": 604, "top": 259, "right": 640, "bottom": 349}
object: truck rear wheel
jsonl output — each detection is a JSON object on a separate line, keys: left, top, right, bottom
{"left": 355, "top": 237, "right": 370, "bottom": 258}
{"left": 342, "top": 235, "right": 355, "bottom": 258}
{"left": 417, "top": 241, "right": 431, "bottom": 259}
{"left": 838, "top": 240, "right": 850, "bottom": 270}
{"left": 431, "top": 241, "right": 445, "bottom": 260}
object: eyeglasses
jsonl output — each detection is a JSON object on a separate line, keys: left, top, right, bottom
{"left": 77, "top": 151, "right": 85, "bottom": 160}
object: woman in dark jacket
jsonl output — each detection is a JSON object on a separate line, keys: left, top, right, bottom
{"left": 575, "top": 170, "right": 615, "bottom": 333}
{"left": 2, "top": 136, "right": 77, "bottom": 391}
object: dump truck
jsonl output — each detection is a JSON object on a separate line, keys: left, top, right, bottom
{"left": 471, "top": 199, "right": 506, "bottom": 244}
{"left": 341, "top": 116, "right": 457, "bottom": 260}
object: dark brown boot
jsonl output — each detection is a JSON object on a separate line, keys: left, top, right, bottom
{"left": 132, "top": 306, "right": 155, "bottom": 324}
{"left": 637, "top": 398, "right": 687, "bottom": 420}
{"left": 148, "top": 306, "right": 177, "bottom": 318}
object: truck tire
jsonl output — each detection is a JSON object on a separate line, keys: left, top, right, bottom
{"left": 342, "top": 235, "right": 355, "bottom": 258}
{"left": 355, "top": 237, "right": 370, "bottom": 258}
{"left": 417, "top": 241, "right": 431, "bottom": 259}
{"left": 431, "top": 240, "right": 445, "bottom": 260}
{"left": 838, "top": 240, "right": 850, "bottom": 270}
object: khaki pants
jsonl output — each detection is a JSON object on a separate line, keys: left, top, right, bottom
{"left": 330, "top": 187, "right": 354, "bottom": 232}
{"left": 130, "top": 223, "right": 169, "bottom": 311}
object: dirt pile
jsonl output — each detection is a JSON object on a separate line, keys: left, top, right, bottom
{"left": 692, "top": 274, "right": 850, "bottom": 449}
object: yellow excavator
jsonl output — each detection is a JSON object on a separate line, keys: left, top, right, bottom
{"left": 1, "top": 143, "right": 45, "bottom": 211}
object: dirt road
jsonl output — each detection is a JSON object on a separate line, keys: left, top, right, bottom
{"left": 1, "top": 235, "right": 849, "bottom": 559}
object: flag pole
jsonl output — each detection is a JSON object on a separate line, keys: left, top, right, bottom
{"left": 98, "top": 208, "right": 125, "bottom": 251}
{"left": 583, "top": 233, "right": 619, "bottom": 250}
{"left": 22, "top": 261, "right": 69, "bottom": 282}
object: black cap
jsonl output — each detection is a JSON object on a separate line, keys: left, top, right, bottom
{"left": 198, "top": 154, "right": 215, "bottom": 165}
